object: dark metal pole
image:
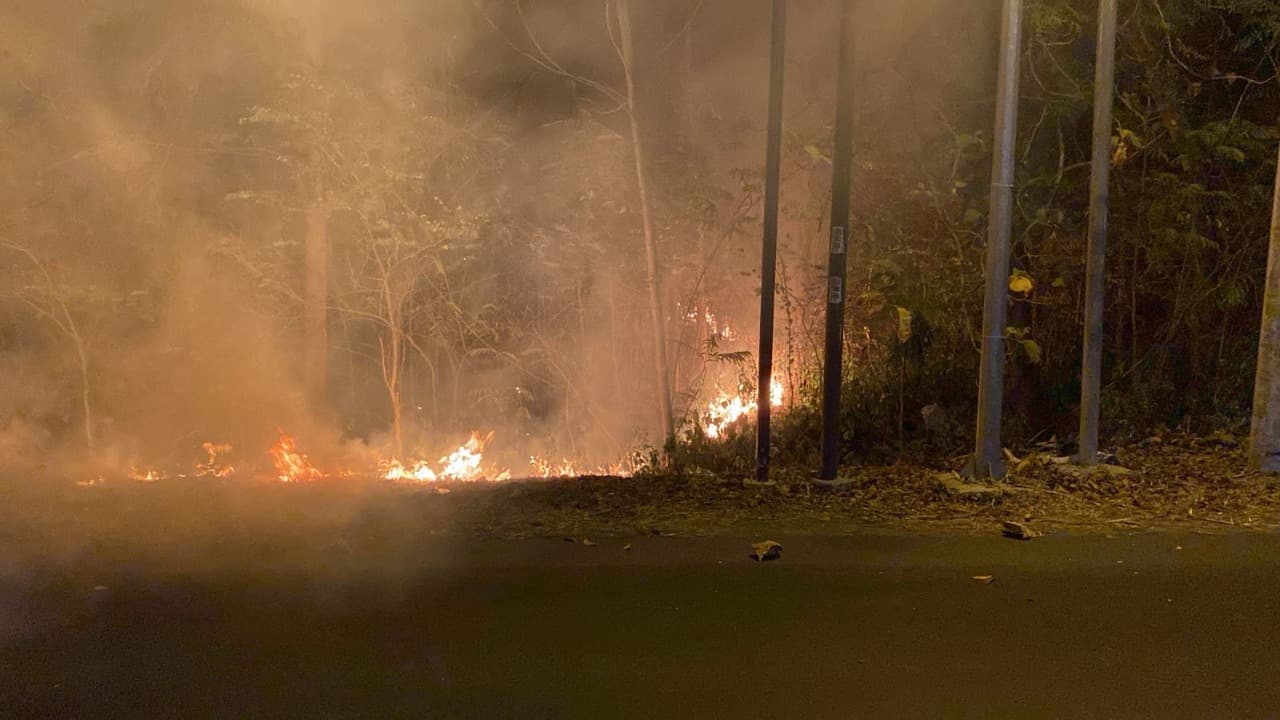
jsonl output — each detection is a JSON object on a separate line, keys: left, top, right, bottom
{"left": 1077, "top": 0, "right": 1118, "bottom": 466}
{"left": 819, "top": 0, "right": 856, "bottom": 481}
{"left": 968, "top": 0, "right": 1024, "bottom": 480}
{"left": 755, "top": 0, "right": 788, "bottom": 483}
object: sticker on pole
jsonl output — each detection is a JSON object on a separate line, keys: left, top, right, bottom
{"left": 830, "top": 226, "right": 847, "bottom": 255}
{"left": 828, "top": 277, "right": 844, "bottom": 305}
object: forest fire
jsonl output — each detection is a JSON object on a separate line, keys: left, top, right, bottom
{"left": 383, "top": 460, "right": 438, "bottom": 483}
{"left": 196, "top": 442, "right": 236, "bottom": 478}
{"left": 438, "top": 431, "right": 489, "bottom": 481}
{"left": 269, "top": 433, "right": 324, "bottom": 483}
{"left": 530, "top": 456, "right": 579, "bottom": 478}
{"left": 382, "top": 431, "right": 509, "bottom": 484}
{"left": 119, "top": 442, "right": 235, "bottom": 483}
{"left": 704, "top": 380, "right": 785, "bottom": 440}
{"left": 129, "top": 468, "right": 165, "bottom": 483}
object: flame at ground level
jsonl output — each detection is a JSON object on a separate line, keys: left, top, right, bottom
{"left": 530, "top": 456, "right": 578, "bottom": 478}
{"left": 383, "top": 460, "right": 438, "bottom": 483}
{"left": 197, "top": 442, "right": 236, "bottom": 478}
{"left": 78, "top": 429, "right": 642, "bottom": 488}
{"left": 270, "top": 433, "right": 324, "bottom": 483}
{"left": 382, "top": 431, "right": 510, "bottom": 484}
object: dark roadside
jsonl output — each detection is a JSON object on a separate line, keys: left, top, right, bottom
{"left": 4, "top": 435, "right": 1280, "bottom": 718}
{"left": 4, "top": 529, "right": 1280, "bottom": 719}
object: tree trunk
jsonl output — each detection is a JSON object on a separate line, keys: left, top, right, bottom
{"left": 618, "top": 0, "right": 675, "bottom": 442}
{"left": 379, "top": 273, "right": 406, "bottom": 459}
{"left": 383, "top": 318, "right": 405, "bottom": 459}
{"left": 681, "top": 6, "right": 696, "bottom": 151}
{"left": 1248, "top": 143, "right": 1280, "bottom": 471}
{"left": 607, "top": 270, "right": 625, "bottom": 408}
{"left": 303, "top": 202, "right": 329, "bottom": 410}
{"left": 74, "top": 336, "right": 94, "bottom": 450}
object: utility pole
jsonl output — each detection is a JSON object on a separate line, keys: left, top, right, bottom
{"left": 1078, "top": 0, "right": 1118, "bottom": 466}
{"left": 755, "top": 0, "right": 788, "bottom": 483}
{"left": 966, "top": 0, "right": 1024, "bottom": 480}
{"left": 819, "top": 0, "right": 856, "bottom": 481}
{"left": 1249, "top": 143, "right": 1280, "bottom": 472}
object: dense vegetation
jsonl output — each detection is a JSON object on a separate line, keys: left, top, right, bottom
{"left": 1, "top": 0, "right": 1278, "bottom": 475}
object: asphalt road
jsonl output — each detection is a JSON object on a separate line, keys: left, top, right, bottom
{"left": 3, "top": 531, "right": 1280, "bottom": 719}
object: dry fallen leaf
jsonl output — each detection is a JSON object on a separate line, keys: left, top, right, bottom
{"left": 751, "top": 540, "right": 783, "bottom": 562}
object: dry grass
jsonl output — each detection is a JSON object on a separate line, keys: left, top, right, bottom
{"left": 2, "top": 434, "right": 1276, "bottom": 571}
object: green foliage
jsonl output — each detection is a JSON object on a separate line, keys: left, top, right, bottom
{"left": 671, "top": 0, "right": 1280, "bottom": 476}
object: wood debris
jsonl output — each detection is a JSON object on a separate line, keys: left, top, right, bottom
{"left": 1001, "top": 521, "right": 1042, "bottom": 540}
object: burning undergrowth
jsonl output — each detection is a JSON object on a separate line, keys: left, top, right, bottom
{"left": 0, "top": 0, "right": 818, "bottom": 495}
{"left": 67, "top": 426, "right": 659, "bottom": 490}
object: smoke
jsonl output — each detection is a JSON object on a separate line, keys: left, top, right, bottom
{"left": 0, "top": 0, "right": 1004, "bottom": 482}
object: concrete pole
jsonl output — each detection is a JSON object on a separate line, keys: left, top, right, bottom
{"left": 1249, "top": 143, "right": 1280, "bottom": 472}
{"left": 1077, "top": 0, "right": 1119, "bottom": 466}
{"left": 967, "top": 0, "right": 1024, "bottom": 480}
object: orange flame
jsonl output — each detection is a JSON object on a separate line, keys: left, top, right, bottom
{"left": 196, "top": 442, "right": 236, "bottom": 478}
{"left": 382, "top": 431, "right": 504, "bottom": 483}
{"left": 531, "top": 456, "right": 578, "bottom": 478}
{"left": 439, "top": 431, "right": 491, "bottom": 481}
{"left": 383, "top": 459, "right": 438, "bottom": 483}
{"left": 129, "top": 468, "right": 165, "bottom": 483}
{"left": 270, "top": 433, "right": 324, "bottom": 483}
{"left": 704, "top": 380, "right": 785, "bottom": 440}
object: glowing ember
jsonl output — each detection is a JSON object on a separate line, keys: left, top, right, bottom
{"left": 196, "top": 442, "right": 236, "bottom": 478}
{"left": 270, "top": 433, "right": 324, "bottom": 483}
{"left": 704, "top": 380, "right": 785, "bottom": 440}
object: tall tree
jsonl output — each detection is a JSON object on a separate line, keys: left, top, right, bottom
{"left": 616, "top": 0, "right": 675, "bottom": 441}
{"left": 303, "top": 182, "right": 330, "bottom": 412}
{"left": 507, "top": 0, "right": 676, "bottom": 441}
{"left": 1, "top": 241, "right": 101, "bottom": 450}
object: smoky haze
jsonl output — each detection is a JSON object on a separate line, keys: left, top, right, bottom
{"left": 0, "top": 0, "right": 1000, "bottom": 481}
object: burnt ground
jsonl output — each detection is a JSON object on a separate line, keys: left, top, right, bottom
{"left": 3, "top": 434, "right": 1280, "bottom": 717}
